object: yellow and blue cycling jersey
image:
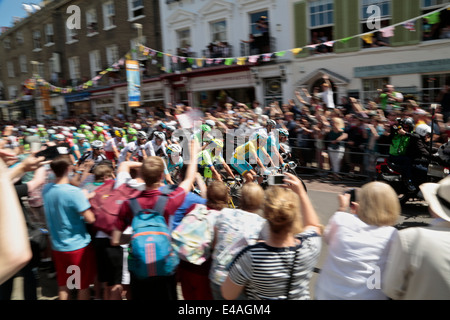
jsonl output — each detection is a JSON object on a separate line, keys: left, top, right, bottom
{"left": 232, "top": 140, "right": 266, "bottom": 161}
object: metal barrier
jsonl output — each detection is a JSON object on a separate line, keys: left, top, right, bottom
{"left": 286, "top": 138, "right": 391, "bottom": 181}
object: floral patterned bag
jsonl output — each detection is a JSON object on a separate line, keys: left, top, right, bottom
{"left": 171, "top": 204, "right": 216, "bottom": 266}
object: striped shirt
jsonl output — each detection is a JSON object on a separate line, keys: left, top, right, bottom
{"left": 227, "top": 229, "right": 321, "bottom": 300}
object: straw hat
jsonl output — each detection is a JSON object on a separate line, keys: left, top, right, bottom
{"left": 420, "top": 175, "right": 450, "bottom": 222}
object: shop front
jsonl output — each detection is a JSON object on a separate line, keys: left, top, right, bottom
{"left": 189, "top": 67, "right": 256, "bottom": 110}
{"left": 63, "top": 92, "right": 92, "bottom": 117}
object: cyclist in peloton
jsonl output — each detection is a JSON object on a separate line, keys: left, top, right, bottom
{"left": 230, "top": 130, "right": 272, "bottom": 184}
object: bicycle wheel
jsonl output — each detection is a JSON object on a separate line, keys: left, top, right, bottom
{"left": 224, "top": 178, "right": 242, "bottom": 203}
{"left": 284, "top": 168, "right": 308, "bottom": 193}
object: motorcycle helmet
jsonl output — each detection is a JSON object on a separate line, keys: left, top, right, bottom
{"left": 403, "top": 117, "right": 415, "bottom": 131}
{"left": 415, "top": 124, "right": 431, "bottom": 137}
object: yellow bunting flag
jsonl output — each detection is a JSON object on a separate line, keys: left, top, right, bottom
{"left": 196, "top": 59, "right": 203, "bottom": 67}
{"left": 291, "top": 48, "right": 303, "bottom": 55}
{"left": 237, "top": 57, "right": 247, "bottom": 65}
{"left": 361, "top": 33, "right": 374, "bottom": 44}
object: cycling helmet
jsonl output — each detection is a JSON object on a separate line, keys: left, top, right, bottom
{"left": 91, "top": 140, "right": 104, "bottom": 149}
{"left": 94, "top": 126, "right": 103, "bottom": 133}
{"left": 80, "top": 124, "right": 87, "bottom": 129}
{"left": 128, "top": 128, "right": 137, "bottom": 135}
{"left": 132, "top": 123, "right": 142, "bottom": 130}
{"left": 166, "top": 125, "right": 176, "bottom": 132}
{"left": 114, "top": 129, "right": 124, "bottom": 138}
{"left": 253, "top": 130, "right": 268, "bottom": 141}
{"left": 278, "top": 128, "right": 289, "bottom": 137}
{"left": 205, "top": 120, "right": 216, "bottom": 128}
{"left": 69, "top": 126, "right": 77, "bottom": 132}
{"left": 167, "top": 144, "right": 182, "bottom": 154}
{"left": 201, "top": 124, "right": 212, "bottom": 132}
{"left": 415, "top": 124, "right": 431, "bottom": 137}
{"left": 153, "top": 131, "right": 165, "bottom": 140}
{"left": 54, "top": 134, "right": 65, "bottom": 141}
{"left": 47, "top": 129, "right": 56, "bottom": 135}
{"left": 210, "top": 138, "right": 224, "bottom": 148}
{"left": 77, "top": 134, "right": 86, "bottom": 140}
{"left": 136, "top": 131, "right": 148, "bottom": 140}
{"left": 267, "top": 119, "right": 277, "bottom": 127}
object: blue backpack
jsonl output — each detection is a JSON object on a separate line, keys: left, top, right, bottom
{"left": 127, "top": 186, "right": 179, "bottom": 279}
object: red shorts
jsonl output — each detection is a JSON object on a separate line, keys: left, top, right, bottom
{"left": 52, "top": 244, "right": 97, "bottom": 290}
{"left": 105, "top": 151, "right": 116, "bottom": 161}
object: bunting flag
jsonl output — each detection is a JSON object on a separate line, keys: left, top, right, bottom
{"left": 381, "top": 26, "right": 395, "bottom": 38}
{"left": 403, "top": 21, "right": 416, "bottom": 31}
{"left": 291, "top": 48, "right": 303, "bottom": 55}
{"left": 361, "top": 33, "right": 374, "bottom": 44}
{"left": 425, "top": 12, "right": 441, "bottom": 24}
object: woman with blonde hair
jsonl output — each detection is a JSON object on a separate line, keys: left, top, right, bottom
{"left": 314, "top": 181, "right": 400, "bottom": 300}
{"left": 209, "top": 183, "right": 267, "bottom": 300}
{"left": 221, "top": 173, "right": 322, "bottom": 300}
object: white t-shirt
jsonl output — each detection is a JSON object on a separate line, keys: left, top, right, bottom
{"left": 104, "top": 137, "right": 125, "bottom": 152}
{"left": 322, "top": 88, "right": 335, "bottom": 109}
{"left": 314, "top": 211, "right": 398, "bottom": 300}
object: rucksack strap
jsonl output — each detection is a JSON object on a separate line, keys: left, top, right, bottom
{"left": 129, "top": 186, "right": 174, "bottom": 217}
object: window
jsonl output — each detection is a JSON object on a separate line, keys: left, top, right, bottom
{"left": 103, "top": 1, "right": 116, "bottom": 30}
{"left": 66, "top": 23, "right": 78, "bottom": 43}
{"left": 249, "top": 11, "right": 271, "bottom": 54}
{"left": 3, "top": 38, "right": 11, "bottom": 49}
{"left": 89, "top": 50, "right": 102, "bottom": 78}
{"left": 128, "top": 0, "right": 144, "bottom": 20}
{"left": 211, "top": 20, "right": 227, "bottom": 42}
{"left": 308, "top": 0, "right": 334, "bottom": 54}
{"left": 16, "top": 31, "right": 24, "bottom": 45}
{"left": 422, "top": 0, "right": 450, "bottom": 41}
{"left": 362, "top": 77, "right": 390, "bottom": 103}
{"left": 177, "top": 28, "right": 191, "bottom": 54}
{"left": 422, "top": 73, "right": 450, "bottom": 105}
{"left": 19, "top": 55, "right": 27, "bottom": 73}
{"left": 7, "top": 61, "right": 15, "bottom": 78}
{"left": 360, "top": 0, "right": 391, "bottom": 48}
{"left": 45, "top": 24, "right": 54, "bottom": 44}
{"left": 68, "top": 56, "right": 81, "bottom": 80}
{"left": 8, "top": 86, "right": 18, "bottom": 100}
{"left": 33, "top": 30, "right": 41, "bottom": 49}
{"left": 106, "top": 44, "right": 119, "bottom": 66}
{"left": 86, "top": 9, "right": 98, "bottom": 35}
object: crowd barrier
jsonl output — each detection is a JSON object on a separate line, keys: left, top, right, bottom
{"left": 285, "top": 138, "right": 391, "bottom": 181}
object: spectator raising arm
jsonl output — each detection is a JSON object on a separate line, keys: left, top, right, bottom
{"left": 0, "top": 158, "right": 32, "bottom": 285}
{"left": 179, "top": 140, "right": 200, "bottom": 193}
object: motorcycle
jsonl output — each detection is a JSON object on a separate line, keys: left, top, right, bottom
{"left": 376, "top": 157, "right": 449, "bottom": 205}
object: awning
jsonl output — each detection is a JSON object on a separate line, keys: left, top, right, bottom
{"left": 90, "top": 93, "right": 114, "bottom": 99}
{"left": 64, "top": 92, "right": 91, "bottom": 103}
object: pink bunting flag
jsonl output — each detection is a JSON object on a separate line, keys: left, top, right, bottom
{"left": 381, "top": 26, "right": 395, "bottom": 37}
{"left": 171, "top": 56, "right": 178, "bottom": 63}
{"left": 248, "top": 55, "right": 259, "bottom": 63}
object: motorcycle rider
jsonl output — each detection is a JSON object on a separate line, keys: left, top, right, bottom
{"left": 388, "top": 117, "right": 416, "bottom": 192}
